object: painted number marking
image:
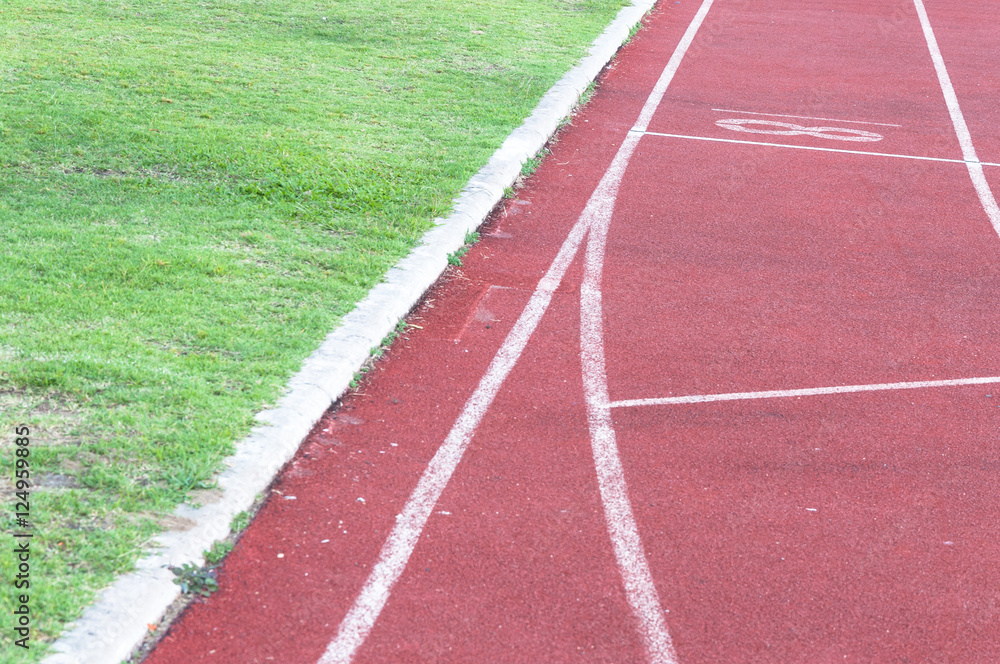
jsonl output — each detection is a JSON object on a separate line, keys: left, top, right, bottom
{"left": 716, "top": 118, "right": 883, "bottom": 142}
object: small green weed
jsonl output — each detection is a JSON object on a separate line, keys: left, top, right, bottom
{"left": 349, "top": 369, "right": 367, "bottom": 389}
{"left": 204, "top": 541, "right": 234, "bottom": 566}
{"left": 447, "top": 231, "right": 481, "bottom": 267}
{"left": 520, "top": 148, "right": 551, "bottom": 178}
{"left": 351, "top": 319, "right": 412, "bottom": 388}
{"left": 230, "top": 510, "right": 251, "bottom": 534}
{"left": 168, "top": 563, "right": 219, "bottom": 597}
{"left": 579, "top": 81, "right": 598, "bottom": 107}
{"left": 624, "top": 16, "right": 644, "bottom": 44}
{"left": 379, "top": 320, "right": 410, "bottom": 350}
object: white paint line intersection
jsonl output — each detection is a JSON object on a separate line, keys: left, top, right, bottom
{"left": 913, "top": 0, "right": 1000, "bottom": 236}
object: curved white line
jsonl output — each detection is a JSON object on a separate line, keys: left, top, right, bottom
{"left": 580, "top": 132, "right": 679, "bottom": 664}
{"left": 577, "top": 1, "right": 717, "bottom": 661}
{"left": 913, "top": 0, "right": 1000, "bottom": 236}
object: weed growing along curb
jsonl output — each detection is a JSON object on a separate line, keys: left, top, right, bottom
{"left": 349, "top": 319, "right": 413, "bottom": 390}
{"left": 0, "top": 3, "right": 631, "bottom": 656}
{"left": 447, "top": 231, "right": 481, "bottom": 267}
{"left": 121, "top": 501, "right": 262, "bottom": 663}
{"left": 167, "top": 563, "right": 218, "bottom": 598}
{"left": 520, "top": 148, "right": 551, "bottom": 179}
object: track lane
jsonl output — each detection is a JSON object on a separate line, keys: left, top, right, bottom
{"left": 599, "top": 0, "right": 1000, "bottom": 660}
{"left": 604, "top": 142, "right": 1000, "bottom": 403}
{"left": 617, "top": 389, "right": 1000, "bottom": 663}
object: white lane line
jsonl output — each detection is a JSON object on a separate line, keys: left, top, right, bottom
{"left": 319, "top": 1, "right": 716, "bottom": 661}
{"left": 710, "top": 108, "right": 903, "bottom": 127}
{"left": 913, "top": 0, "right": 1000, "bottom": 237}
{"left": 581, "top": 132, "right": 678, "bottom": 664}
{"left": 319, "top": 209, "right": 591, "bottom": 664}
{"left": 577, "top": 2, "right": 718, "bottom": 662}
{"left": 609, "top": 376, "right": 1000, "bottom": 409}
{"left": 633, "top": 0, "right": 716, "bottom": 133}
{"left": 632, "top": 130, "right": 1000, "bottom": 167}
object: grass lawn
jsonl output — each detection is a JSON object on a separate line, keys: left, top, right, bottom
{"left": 0, "top": 0, "right": 631, "bottom": 659}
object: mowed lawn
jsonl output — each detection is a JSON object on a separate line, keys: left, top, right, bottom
{"left": 0, "top": 0, "right": 630, "bottom": 658}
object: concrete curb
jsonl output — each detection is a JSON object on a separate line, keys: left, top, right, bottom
{"left": 41, "top": 1, "right": 655, "bottom": 661}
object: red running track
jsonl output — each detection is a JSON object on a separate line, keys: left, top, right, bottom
{"left": 145, "top": 1, "right": 1000, "bottom": 662}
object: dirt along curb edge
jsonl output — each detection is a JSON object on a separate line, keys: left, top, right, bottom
{"left": 40, "top": 1, "right": 656, "bottom": 661}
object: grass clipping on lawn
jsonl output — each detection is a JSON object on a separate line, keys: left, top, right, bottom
{"left": 0, "top": 0, "right": 631, "bottom": 658}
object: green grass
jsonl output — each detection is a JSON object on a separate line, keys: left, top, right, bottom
{"left": 0, "top": 0, "right": 631, "bottom": 658}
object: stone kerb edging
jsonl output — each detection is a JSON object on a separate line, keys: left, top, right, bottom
{"left": 42, "top": 1, "right": 656, "bottom": 661}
